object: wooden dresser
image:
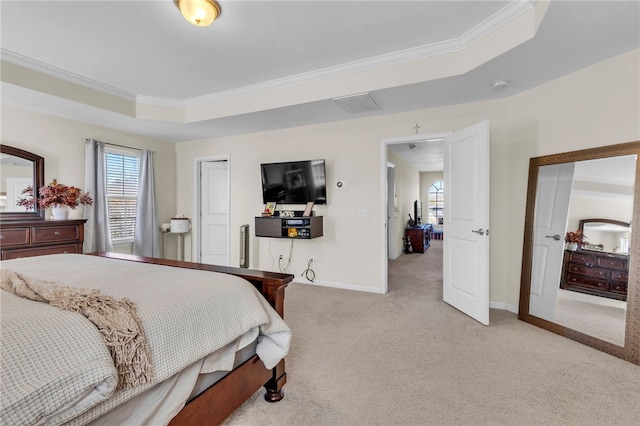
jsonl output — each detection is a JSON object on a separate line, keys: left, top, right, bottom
{"left": 0, "top": 219, "right": 86, "bottom": 260}
{"left": 405, "top": 224, "right": 432, "bottom": 253}
{"left": 560, "top": 249, "right": 629, "bottom": 301}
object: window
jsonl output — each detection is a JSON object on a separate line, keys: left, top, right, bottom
{"left": 105, "top": 151, "right": 139, "bottom": 242}
{"left": 428, "top": 180, "right": 444, "bottom": 223}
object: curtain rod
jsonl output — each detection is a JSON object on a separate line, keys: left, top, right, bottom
{"left": 105, "top": 142, "right": 140, "bottom": 151}
{"left": 85, "top": 139, "right": 154, "bottom": 153}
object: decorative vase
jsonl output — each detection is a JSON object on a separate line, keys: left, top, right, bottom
{"left": 51, "top": 205, "right": 70, "bottom": 221}
{"left": 566, "top": 242, "right": 578, "bottom": 251}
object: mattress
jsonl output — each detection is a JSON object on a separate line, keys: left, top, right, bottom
{"left": 0, "top": 254, "right": 290, "bottom": 426}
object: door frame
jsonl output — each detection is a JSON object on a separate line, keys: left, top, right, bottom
{"left": 387, "top": 161, "right": 396, "bottom": 259}
{"left": 194, "top": 155, "right": 230, "bottom": 263}
{"left": 380, "top": 132, "right": 451, "bottom": 294}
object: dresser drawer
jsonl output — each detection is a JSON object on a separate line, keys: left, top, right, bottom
{"left": 568, "top": 252, "right": 596, "bottom": 265}
{"left": 0, "top": 228, "right": 30, "bottom": 247}
{"left": 32, "top": 225, "right": 80, "bottom": 243}
{"left": 596, "top": 257, "right": 627, "bottom": 270}
{"left": 565, "top": 273, "right": 609, "bottom": 291}
{"left": 609, "top": 281, "right": 627, "bottom": 294}
{"left": 611, "top": 270, "right": 628, "bottom": 282}
{"left": 568, "top": 263, "right": 609, "bottom": 279}
{"left": 2, "top": 244, "right": 80, "bottom": 260}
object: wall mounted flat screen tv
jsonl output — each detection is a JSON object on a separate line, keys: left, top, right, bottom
{"left": 261, "top": 159, "right": 327, "bottom": 204}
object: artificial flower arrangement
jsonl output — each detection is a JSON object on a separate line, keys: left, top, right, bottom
{"left": 17, "top": 179, "right": 93, "bottom": 210}
{"left": 565, "top": 230, "right": 587, "bottom": 247}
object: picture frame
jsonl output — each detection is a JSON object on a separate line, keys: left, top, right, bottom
{"left": 303, "top": 201, "right": 314, "bottom": 217}
{"left": 264, "top": 202, "right": 277, "bottom": 216}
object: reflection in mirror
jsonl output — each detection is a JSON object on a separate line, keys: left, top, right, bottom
{"left": 519, "top": 141, "right": 640, "bottom": 365}
{"left": 579, "top": 219, "right": 630, "bottom": 254}
{"left": 0, "top": 153, "right": 35, "bottom": 212}
{"left": 0, "top": 145, "right": 45, "bottom": 221}
{"left": 552, "top": 156, "right": 635, "bottom": 346}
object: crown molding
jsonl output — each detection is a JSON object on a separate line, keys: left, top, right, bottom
{"left": 1, "top": 48, "right": 137, "bottom": 102}
{"left": 168, "top": 0, "right": 536, "bottom": 109}
{"left": 3, "top": 0, "right": 535, "bottom": 111}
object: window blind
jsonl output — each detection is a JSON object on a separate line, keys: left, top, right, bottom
{"left": 105, "top": 152, "right": 139, "bottom": 241}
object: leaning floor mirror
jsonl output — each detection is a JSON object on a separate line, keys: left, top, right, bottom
{"left": 519, "top": 141, "right": 640, "bottom": 365}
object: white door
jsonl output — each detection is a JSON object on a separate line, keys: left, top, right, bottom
{"left": 200, "top": 160, "right": 229, "bottom": 266}
{"left": 443, "top": 120, "right": 490, "bottom": 325}
{"left": 529, "top": 163, "right": 574, "bottom": 321}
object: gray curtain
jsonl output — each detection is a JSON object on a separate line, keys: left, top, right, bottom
{"left": 83, "top": 139, "right": 113, "bottom": 253}
{"left": 133, "top": 150, "right": 159, "bottom": 257}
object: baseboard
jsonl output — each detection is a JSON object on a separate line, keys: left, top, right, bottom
{"left": 294, "top": 279, "right": 520, "bottom": 311}
{"left": 490, "top": 301, "right": 519, "bottom": 314}
{"left": 293, "top": 278, "right": 384, "bottom": 294}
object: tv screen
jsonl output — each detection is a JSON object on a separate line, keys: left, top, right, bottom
{"left": 261, "top": 159, "right": 327, "bottom": 205}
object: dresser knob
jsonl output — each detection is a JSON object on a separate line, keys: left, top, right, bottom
{"left": 0, "top": 235, "right": 4, "bottom": 240}
{"left": 54, "top": 231, "right": 61, "bottom": 235}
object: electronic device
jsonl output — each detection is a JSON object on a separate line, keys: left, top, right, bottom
{"left": 239, "top": 224, "right": 249, "bottom": 268}
{"left": 414, "top": 200, "right": 422, "bottom": 225}
{"left": 261, "top": 159, "right": 327, "bottom": 205}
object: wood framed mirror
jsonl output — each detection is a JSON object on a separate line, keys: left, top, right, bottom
{"left": 519, "top": 140, "right": 639, "bottom": 365}
{"left": 0, "top": 145, "right": 45, "bottom": 221}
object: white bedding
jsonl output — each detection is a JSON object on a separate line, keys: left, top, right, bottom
{"left": 0, "top": 254, "right": 291, "bottom": 426}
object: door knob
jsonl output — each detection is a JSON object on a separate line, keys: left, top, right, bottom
{"left": 471, "top": 228, "right": 485, "bottom": 236}
{"left": 546, "top": 234, "right": 561, "bottom": 241}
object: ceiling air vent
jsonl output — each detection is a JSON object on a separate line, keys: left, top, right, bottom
{"left": 332, "top": 92, "right": 380, "bottom": 114}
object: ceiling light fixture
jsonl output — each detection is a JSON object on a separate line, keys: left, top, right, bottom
{"left": 492, "top": 79, "right": 509, "bottom": 89}
{"left": 175, "top": 0, "right": 221, "bottom": 27}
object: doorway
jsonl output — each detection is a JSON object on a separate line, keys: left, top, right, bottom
{"left": 196, "top": 157, "right": 230, "bottom": 266}
{"left": 381, "top": 132, "right": 450, "bottom": 293}
{"left": 380, "top": 121, "right": 490, "bottom": 325}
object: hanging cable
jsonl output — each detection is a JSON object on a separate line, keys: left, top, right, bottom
{"left": 278, "top": 239, "right": 294, "bottom": 273}
{"left": 301, "top": 258, "right": 316, "bottom": 282}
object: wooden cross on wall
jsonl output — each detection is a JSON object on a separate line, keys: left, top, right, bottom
{"left": 413, "top": 124, "right": 421, "bottom": 134}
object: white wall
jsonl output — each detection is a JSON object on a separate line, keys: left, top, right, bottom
{"left": 175, "top": 48, "right": 639, "bottom": 307}
{"left": 3, "top": 48, "right": 637, "bottom": 309}
{"left": 0, "top": 105, "right": 177, "bottom": 256}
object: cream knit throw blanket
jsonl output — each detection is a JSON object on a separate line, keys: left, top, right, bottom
{"left": 1, "top": 269, "right": 153, "bottom": 389}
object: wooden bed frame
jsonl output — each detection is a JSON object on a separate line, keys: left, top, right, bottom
{"left": 91, "top": 252, "right": 294, "bottom": 426}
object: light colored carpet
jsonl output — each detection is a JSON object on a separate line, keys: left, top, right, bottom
{"left": 555, "top": 288, "right": 626, "bottom": 347}
{"left": 223, "top": 241, "right": 640, "bottom": 425}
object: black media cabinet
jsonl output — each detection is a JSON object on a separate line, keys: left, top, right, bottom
{"left": 255, "top": 216, "right": 323, "bottom": 239}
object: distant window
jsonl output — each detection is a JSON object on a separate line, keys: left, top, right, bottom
{"left": 428, "top": 180, "right": 444, "bottom": 222}
{"left": 105, "top": 151, "right": 139, "bottom": 242}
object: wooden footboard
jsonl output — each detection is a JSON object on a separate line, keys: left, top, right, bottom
{"left": 90, "top": 252, "right": 293, "bottom": 425}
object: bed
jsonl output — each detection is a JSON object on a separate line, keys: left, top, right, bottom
{"left": 0, "top": 252, "right": 293, "bottom": 426}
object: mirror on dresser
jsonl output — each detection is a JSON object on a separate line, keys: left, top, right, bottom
{"left": 0, "top": 145, "right": 86, "bottom": 260}
{"left": 519, "top": 141, "right": 640, "bottom": 365}
{"left": 0, "top": 144, "right": 45, "bottom": 221}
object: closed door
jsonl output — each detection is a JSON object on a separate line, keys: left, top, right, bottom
{"left": 200, "top": 160, "right": 229, "bottom": 266}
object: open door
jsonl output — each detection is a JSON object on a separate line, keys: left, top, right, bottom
{"left": 528, "top": 162, "right": 574, "bottom": 321}
{"left": 443, "top": 120, "right": 490, "bottom": 325}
